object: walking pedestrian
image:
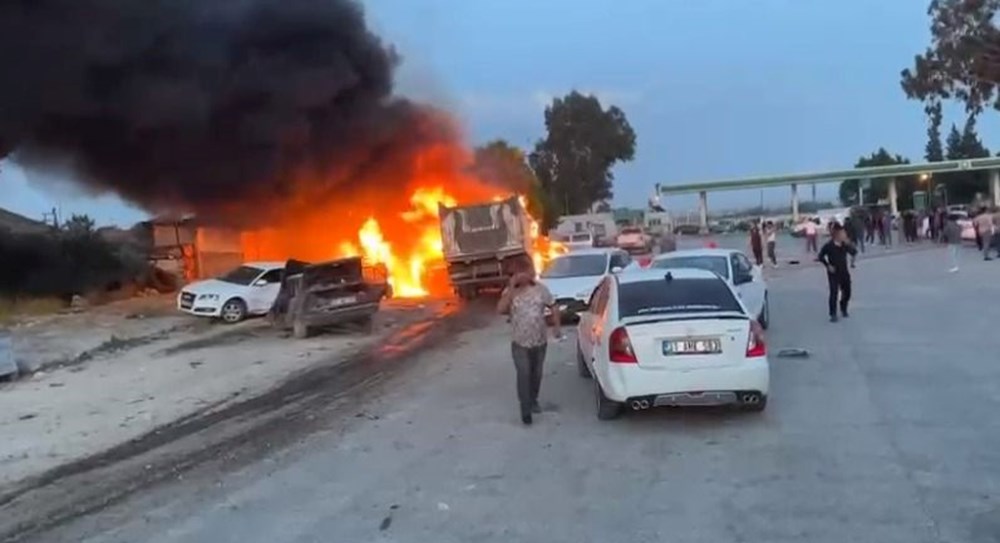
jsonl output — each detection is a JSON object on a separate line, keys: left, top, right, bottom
{"left": 801, "top": 217, "right": 818, "bottom": 254}
{"left": 497, "top": 263, "right": 562, "bottom": 425}
{"left": 865, "top": 215, "right": 875, "bottom": 245}
{"left": 818, "top": 223, "right": 857, "bottom": 323}
{"left": 749, "top": 221, "right": 764, "bottom": 266}
{"left": 943, "top": 213, "right": 963, "bottom": 272}
{"left": 764, "top": 221, "right": 778, "bottom": 267}
{"left": 975, "top": 208, "right": 993, "bottom": 260}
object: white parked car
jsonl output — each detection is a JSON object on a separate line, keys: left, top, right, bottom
{"left": 539, "top": 249, "right": 632, "bottom": 320}
{"left": 645, "top": 248, "right": 769, "bottom": 329}
{"left": 564, "top": 232, "right": 595, "bottom": 251}
{"left": 576, "top": 268, "right": 770, "bottom": 420}
{"left": 177, "top": 262, "right": 285, "bottom": 323}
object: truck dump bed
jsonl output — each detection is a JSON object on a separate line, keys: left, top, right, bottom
{"left": 437, "top": 196, "right": 535, "bottom": 295}
{"left": 438, "top": 196, "right": 532, "bottom": 260}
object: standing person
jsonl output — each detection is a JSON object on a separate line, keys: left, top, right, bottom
{"left": 991, "top": 207, "right": 1000, "bottom": 258}
{"left": 749, "top": 221, "right": 764, "bottom": 266}
{"left": 975, "top": 208, "right": 994, "bottom": 260}
{"left": 801, "top": 217, "right": 818, "bottom": 254}
{"left": 884, "top": 213, "right": 893, "bottom": 247}
{"left": 818, "top": 224, "right": 858, "bottom": 323}
{"left": 921, "top": 213, "right": 931, "bottom": 240}
{"left": 764, "top": 221, "right": 778, "bottom": 267}
{"left": 497, "top": 263, "right": 562, "bottom": 425}
{"left": 865, "top": 215, "right": 876, "bottom": 245}
{"left": 843, "top": 216, "right": 859, "bottom": 267}
{"left": 943, "top": 213, "right": 963, "bottom": 272}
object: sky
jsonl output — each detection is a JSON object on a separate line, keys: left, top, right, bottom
{"left": 2, "top": 0, "right": 997, "bottom": 226}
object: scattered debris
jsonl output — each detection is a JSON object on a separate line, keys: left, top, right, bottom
{"left": 48, "top": 382, "right": 65, "bottom": 388}
{"left": 437, "top": 502, "right": 450, "bottom": 512}
{"left": 379, "top": 516, "right": 392, "bottom": 531}
{"left": 189, "top": 360, "right": 204, "bottom": 369}
{"left": 18, "top": 413, "right": 37, "bottom": 421}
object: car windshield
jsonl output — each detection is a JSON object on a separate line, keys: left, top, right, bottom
{"left": 650, "top": 256, "right": 729, "bottom": 279}
{"left": 217, "top": 266, "right": 263, "bottom": 285}
{"left": 570, "top": 233, "right": 591, "bottom": 242}
{"left": 621, "top": 228, "right": 641, "bottom": 234}
{"left": 618, "top": 278, "right": 743, "bottom": 318}
{"left": 541, "top": 254, "right": 607, "bottom": 278}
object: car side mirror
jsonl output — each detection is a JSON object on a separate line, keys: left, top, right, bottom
{"left": 611, "top": 266, "right": 623, "bottom": 274}
{"left": 734, "top": 272, "right": 753, "bottom": 285}
{"left": 254, "top": 279, "right": 268, "bottom": 287}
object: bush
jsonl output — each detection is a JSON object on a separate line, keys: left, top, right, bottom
{"left": 0, "top": 228, "right": 142, "bottom": 300}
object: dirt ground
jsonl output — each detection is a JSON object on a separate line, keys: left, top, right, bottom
{"left": 0, "top": 295, "right": 446, "bottom": 489}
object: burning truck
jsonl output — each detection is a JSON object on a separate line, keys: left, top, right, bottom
{"left": 438, "top": 196, "right": 534, "bottom": 299}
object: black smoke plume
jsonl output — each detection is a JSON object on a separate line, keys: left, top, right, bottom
{"left": 0, "top": 0, "right": 454, "bottom": 225}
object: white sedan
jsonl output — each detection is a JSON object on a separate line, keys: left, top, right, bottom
{"left": 539, "top": 248, "right": 632, "bottom": 320}
{"left": 576, "top": 268, "right": 770, "bottom": 420}
{"left": 177, "top": 261, "right": 285, "bottom": 323}
{"left": 645, "top": 248, "right": 769, "bottom": 329}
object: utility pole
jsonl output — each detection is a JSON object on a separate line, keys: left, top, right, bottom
{"left": 42, "top": 206, "right": 60, "bottom": 229}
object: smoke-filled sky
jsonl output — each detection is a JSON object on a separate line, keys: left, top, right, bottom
{"left": 3, "top": 0, "right": 999, "bottom": 225}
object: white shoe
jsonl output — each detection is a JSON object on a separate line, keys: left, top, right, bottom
{"left": 948, "top": 267, "right": 959, "bottom": 273}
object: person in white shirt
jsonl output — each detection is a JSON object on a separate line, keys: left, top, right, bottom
{"left": 764, "top": 221, "right": 778, "bottom": 267}
{"left": 800, "top": 218, "right": 818, "bottom": 253}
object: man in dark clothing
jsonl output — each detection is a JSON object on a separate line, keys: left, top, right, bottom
{"left": 818, "top": 224, "right": 858, "bottom": 323}
{"left": 749, "top": 222, "right": 764, "bottom": 266}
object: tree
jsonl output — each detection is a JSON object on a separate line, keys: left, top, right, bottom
{"left": 63, "top": 214, "right": 95, "bottom": 238}
{"left": 901, "top": 0, "right": 1000, "bottom": 114}
{"left": 529, "top": 91, "right": 636, "bottom": 223}
{"left": 925, "top": 101, "right": 944, "bottom": 162}
{"left": 838, "top": 148, "right": 918, "bottom": 208}
{"left": 468, "top": 139, "right": 550, "bottom": 225}
{"left": 939, "top": 114, "right": 992, "bottom": 202}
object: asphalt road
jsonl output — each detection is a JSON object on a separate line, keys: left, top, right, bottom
{"left": 40, "top": 242, "right": 1000, "bottom": 543}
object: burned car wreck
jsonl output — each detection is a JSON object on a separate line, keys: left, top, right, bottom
{"left": 269, "top": 257, "right": 391, "bottom": 338}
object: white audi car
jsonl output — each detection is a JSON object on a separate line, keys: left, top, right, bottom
{"left": 646, "top": 248, "right": 769, "bottom": 329}
{"left": 177, "top": 262, "right": 285, "bottom": 323}
{"left": 576, "top": 268, "right": 770, "bottom": 420}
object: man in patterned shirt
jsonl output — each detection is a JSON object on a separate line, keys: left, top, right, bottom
{"left": 497, "top": 261, "right": 562, "bottom": 425}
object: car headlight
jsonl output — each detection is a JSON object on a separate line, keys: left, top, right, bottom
{"left": 197, "top": 294, "right": 220, "bottom": 301}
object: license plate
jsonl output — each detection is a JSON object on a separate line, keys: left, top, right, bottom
{"left": 662, "top": 338, "right": 722, "bottom": 355}
{"left": 654, "top": 391, "right": 737, "bottom": 407}
{"left": 329, "top": 295, "right": 357, "bottom": 307}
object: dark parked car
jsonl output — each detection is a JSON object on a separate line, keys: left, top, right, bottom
{"left": 269, "top": 257, "right": 390, "bottom": 338}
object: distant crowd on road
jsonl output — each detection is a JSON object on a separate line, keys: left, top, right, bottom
{"left": 743, "top": 204, "right": 1000, "bottom": 273}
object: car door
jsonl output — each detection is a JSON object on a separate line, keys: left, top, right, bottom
{"left": 577, "top": 278, "right": 609, "bottom": 364}
{"left": 248, "top": 268, "right": 283, "bottom": 314}
{"left": 731, "top": 253, "right": 764, "bottom": 317}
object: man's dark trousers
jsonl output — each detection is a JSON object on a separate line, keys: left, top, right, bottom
{"left": 511, "top": 343, "right": 547, "bottom": 415}
{"left": 827, "top": 272, "right": 851, "bottom": 316}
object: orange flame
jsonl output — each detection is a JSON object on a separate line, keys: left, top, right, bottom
{"left": 239, "top": 145, "right": 561, "bottom": 298}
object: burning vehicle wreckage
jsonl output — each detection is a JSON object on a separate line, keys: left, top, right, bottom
{"left": 263, "top": 192, "right": 564, "bottom": 339}
{"left": 267, "top": 257, "right": 391, "bottom": 338}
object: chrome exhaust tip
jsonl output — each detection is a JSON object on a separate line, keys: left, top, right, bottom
{"left": 630, "top": 400, "right": 642, "bottom": 410}
{"left": 639, "top": 400, "right": 650, "bottom": 409}
{"left": 742, "top": 394, "right": 759, "bottom": 404}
